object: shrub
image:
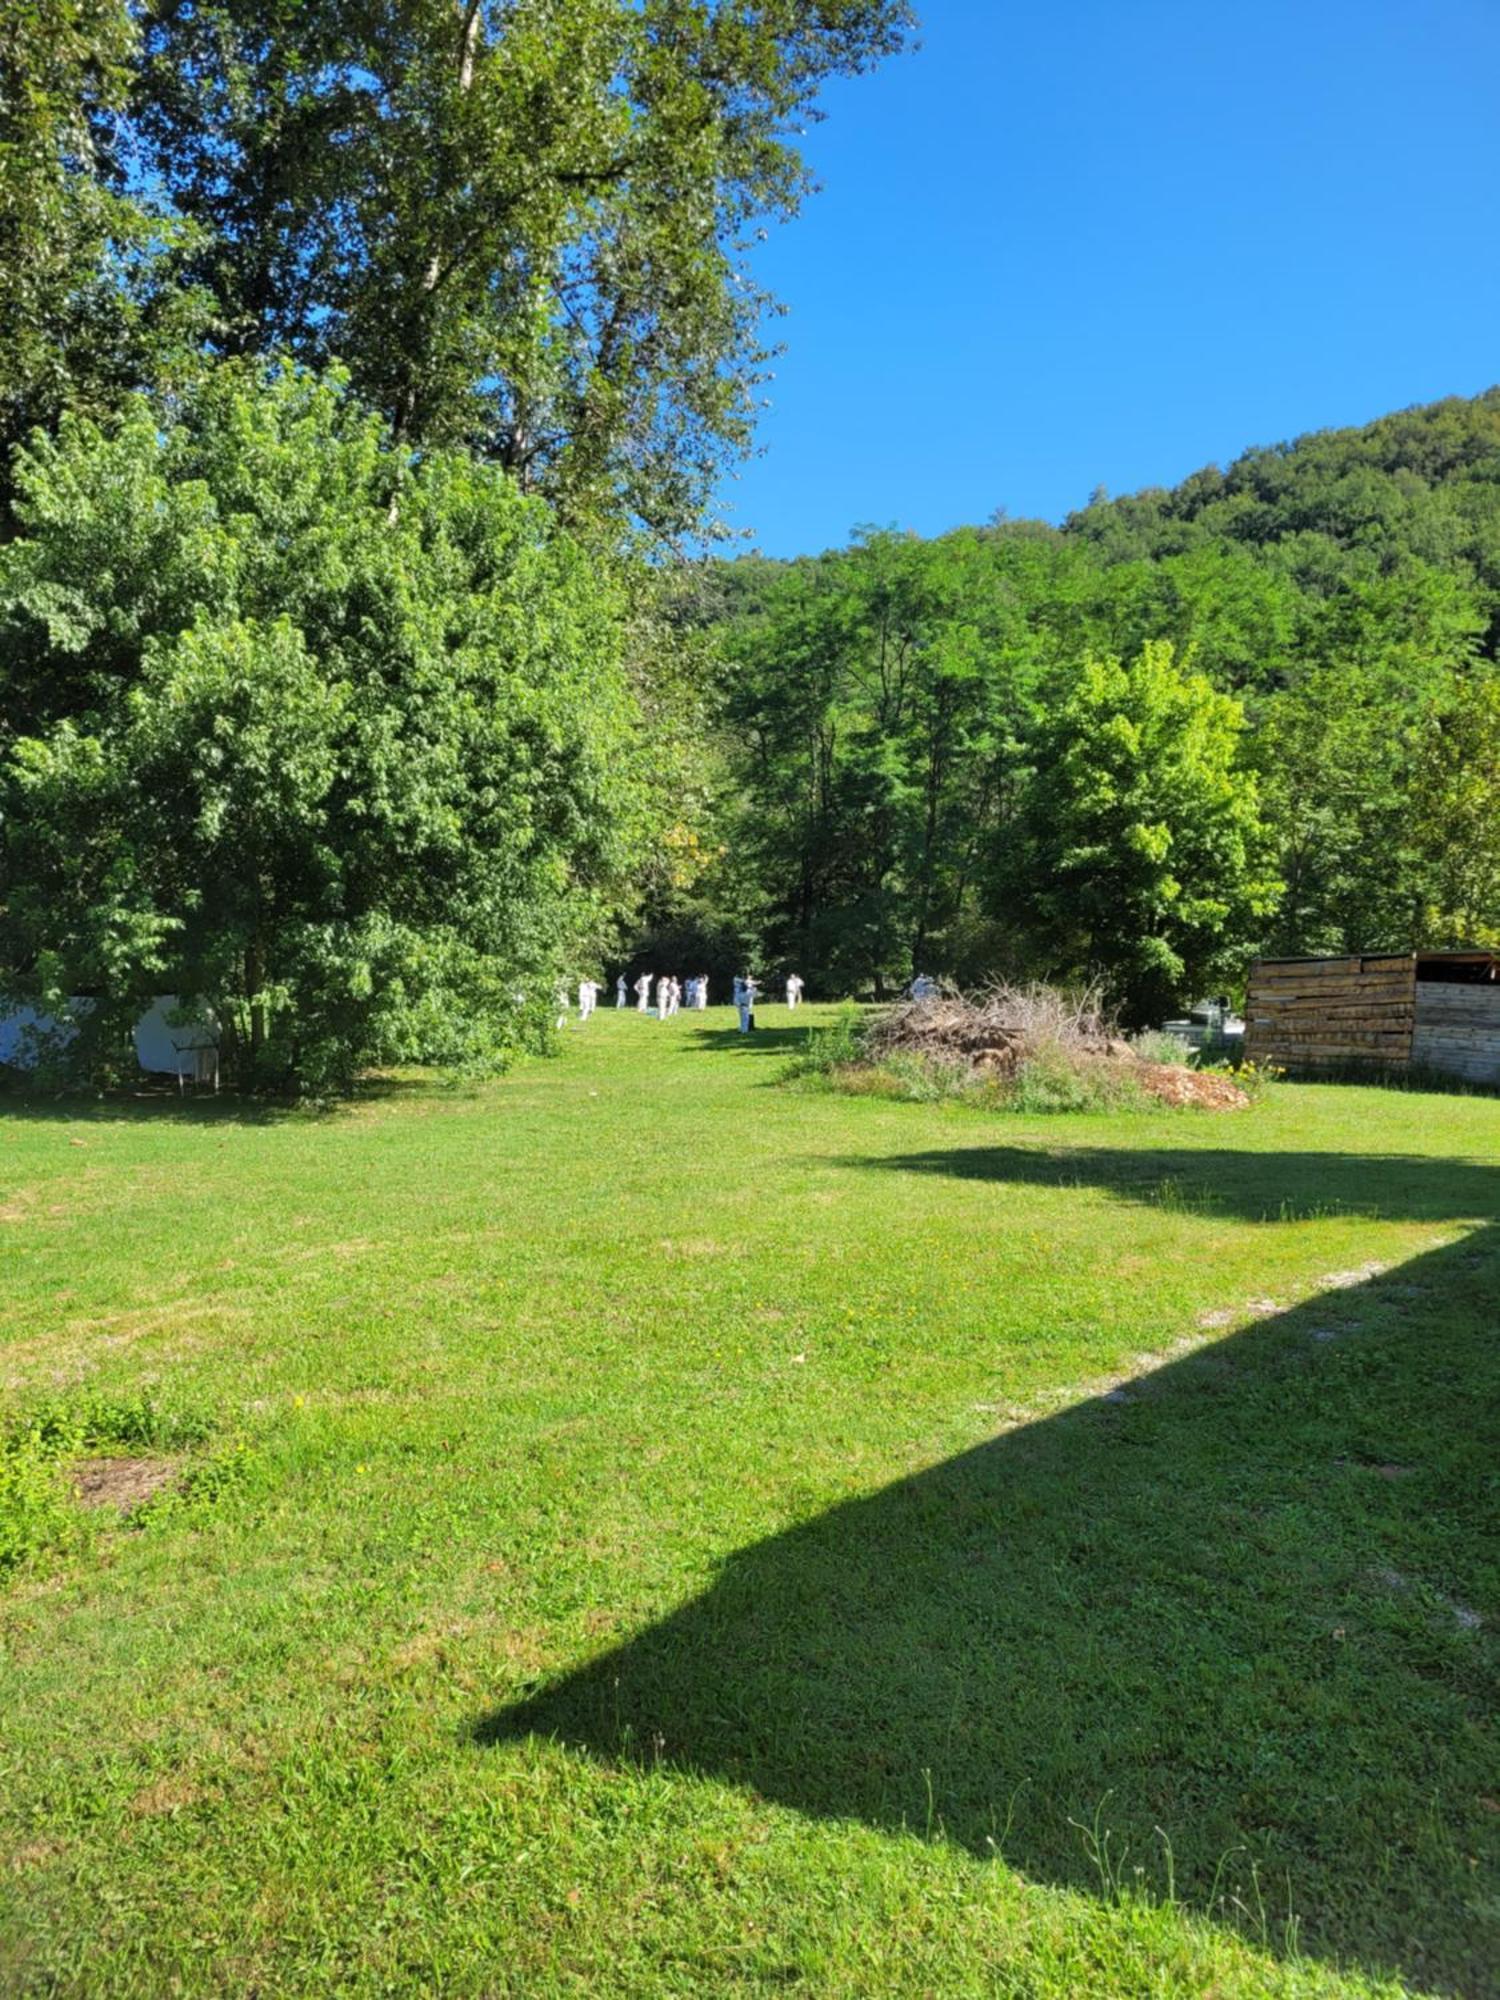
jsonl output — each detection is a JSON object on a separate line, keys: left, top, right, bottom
{"left": 782, "top": 1003, "right": 868, "bottom": 1079}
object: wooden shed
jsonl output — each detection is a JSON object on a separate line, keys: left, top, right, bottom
{"left": 1244, "top": 951, "right": 1500, "bottom": 1083}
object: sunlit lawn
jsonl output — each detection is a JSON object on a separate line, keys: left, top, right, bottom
{"left": 1, "top": 1008, "right": 1495, "bottom": 1996}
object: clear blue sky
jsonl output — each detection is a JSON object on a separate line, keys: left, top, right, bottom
{"left": 721, "top": 0, "right": 1500, "bottom": 557}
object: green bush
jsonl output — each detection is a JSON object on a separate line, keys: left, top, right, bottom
{"left": 0, "top": 364, "right": 640, "bottom": 1093}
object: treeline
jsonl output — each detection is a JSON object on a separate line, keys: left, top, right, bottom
{"left": 649, "top": 391, "right": 1500, "bottom": 1018}
{"left": 4, "top": 3, "right": 1497, "bottom": 1077}
{"left": 0, "top": 0, "right": 910, "bottom": 1087}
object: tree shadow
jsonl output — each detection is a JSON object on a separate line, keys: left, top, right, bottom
{"left": 681, "top": 1023, "right": 809, "bottom": 1057}
{"left": 833, "top": 1142, "right": 1500, "bottom": 1229}
{"left": 479, "top": 1147, "right": 1499, "bottom": 1994}
{"left": 0, "top": 1072, "right": 443, "bottom": 1129}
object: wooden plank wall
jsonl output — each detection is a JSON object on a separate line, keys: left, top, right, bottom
{"left": 1412, "top": 981, "right": 1500, "bottom": 1084}
{"left": 1244, "top": 955, "right": 1416, "bottom": 1069}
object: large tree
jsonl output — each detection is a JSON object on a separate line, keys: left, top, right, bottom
{"left": 1003, "top": 642, "right": 1280, "bottom": 1024}
{"left": 0, "top": 362, "right": 639, "bottom": 1088}
{"left": 131, "top": 0, "right": 913, "bottom": 539}
{"left": 712, "top": 528, "right": 1078, "bottom": 992}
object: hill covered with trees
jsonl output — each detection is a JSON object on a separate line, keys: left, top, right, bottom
{"left": 656, "top": 390, "right": 1500, "bottom": 1012}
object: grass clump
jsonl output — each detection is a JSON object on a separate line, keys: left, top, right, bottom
{"left": 0, "top": 1433, "right": 77, "bottom": 1578}
{"left": 1129, "top": 1029, "right": 1193, "bottom": 1066}
{"left": 1007, "top": 1042, "right": 1151, "bottom": 1114}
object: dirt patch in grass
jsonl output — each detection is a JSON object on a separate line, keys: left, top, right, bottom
{"left": 71, "top": 1455, "right": 180, "bottom": 1513}
{"left": 1134, "top": 1062, "right": 1249, "bottom": 1109}
{"left": 128, "top": 1774, "right": 200, "bottom": 1818}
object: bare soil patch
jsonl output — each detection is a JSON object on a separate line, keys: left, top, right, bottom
{"left": 71, "top": 1455, "right": 180, "bottom": 1513}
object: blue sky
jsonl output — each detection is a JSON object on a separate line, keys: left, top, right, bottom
{"left": 720, "top": 0, "right": 1500, "bottom": 557}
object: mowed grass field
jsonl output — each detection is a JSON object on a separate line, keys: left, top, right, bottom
{"left": 1, "top": 1007, "right": 1496, "bottom": 1998}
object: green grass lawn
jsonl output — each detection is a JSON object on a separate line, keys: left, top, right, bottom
{"left": 1, "top": 1007, "right": 1496, "bottom": 1997}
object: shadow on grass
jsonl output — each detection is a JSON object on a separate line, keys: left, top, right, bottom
{"left": 0, "top": 1071, "right": 444, "bottom": 1128}
{"left": 835, "top": 1142, "right": 1500, "bottom": 1229}
{"left": 682, "top": 1023, "right": 809, "bottom": 1058}
{"left": 1273, "top": 1060, "right": 1500, "bottom": 1100}
{"left": 481, "top": 1146, "right": 1498, "bottom": 1995}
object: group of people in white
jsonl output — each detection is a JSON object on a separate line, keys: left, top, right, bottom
{"left": 555, "top": 969, "right": 938, "bottom": 1031}
{"left": 555, "top": 970, "right": 805, "bottom": 1031}
{"left": 623, "top": 972, "right": 711, "bottom": 1016}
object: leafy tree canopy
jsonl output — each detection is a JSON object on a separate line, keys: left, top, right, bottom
{"left": 0, "top": 0, "right": 202, "bottom": 515}
{"left": 0, "top": 363, "right": 640, "bottom": 1088}
{"left": 696, "top": 393, "right": 1500, "bottom": 1006}
{"left": 1003, "top": 642, "right": 1279, "bottom": 1025}
{"left": 130, "top": 0, "right": 914, "bottom": 539}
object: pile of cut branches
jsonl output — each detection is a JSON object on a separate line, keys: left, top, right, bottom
{"left": 854, "top": 982, "right": 1250, "bottom": 1111}
{"left": 865, "top": 981, "right": 1129, "bottom": 1073}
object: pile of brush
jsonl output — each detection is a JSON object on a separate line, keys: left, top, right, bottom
{"left": 866, "top": 981, "right": 1129, "bottom": 1070}
{"left": 865, "top": 981, "right": 1248, "bottom": 1110}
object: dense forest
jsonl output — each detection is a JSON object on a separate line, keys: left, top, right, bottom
{"left": 641, "top": 391, "right": 1500, "bottom": 1015}
{"left": 2, "top": 2, "right": 1497, "bottom": 1076}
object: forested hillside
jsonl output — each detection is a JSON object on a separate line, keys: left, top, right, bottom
{"left": 655, "top": 391, "right": 1500, "bottom": 1011}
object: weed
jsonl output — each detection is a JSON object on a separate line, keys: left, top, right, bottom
{"left": 1129, "top": 1030, "right": 1193, "bottom": 1067}
{"left": 1008, "top": 1043, "right": 1150, "bottom": 1114}
{"left": 780, "top": 1001, "right": 868, "bottom": 1079}
{"left": 0, "top": 1433, "right": 79, "bottom": 1576}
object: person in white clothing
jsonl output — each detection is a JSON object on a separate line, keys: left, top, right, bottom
{"left": 577, "top": 979, "right": 599, "bottom": 1022}
{"left": 694, "top": 975, "right": 708, "bottom": 1009}
{"left": 737, "top": 974, "right": 758, "bottom": 1032}
{"left": 656, "top": 974, "right": 672, "bottom": 1018}
{"left": 616, "top": 974, "right": 627, "bottom": 1008}
{"left": 785, "top": 972, "right": 803, "bottom": 1007}
{"left": 635, "top": 973, "right": 652, "bottom": 1013}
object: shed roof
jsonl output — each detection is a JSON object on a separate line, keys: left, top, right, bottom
{"left": 1252, "top": 950, "right": 1499, "bottom": 970}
